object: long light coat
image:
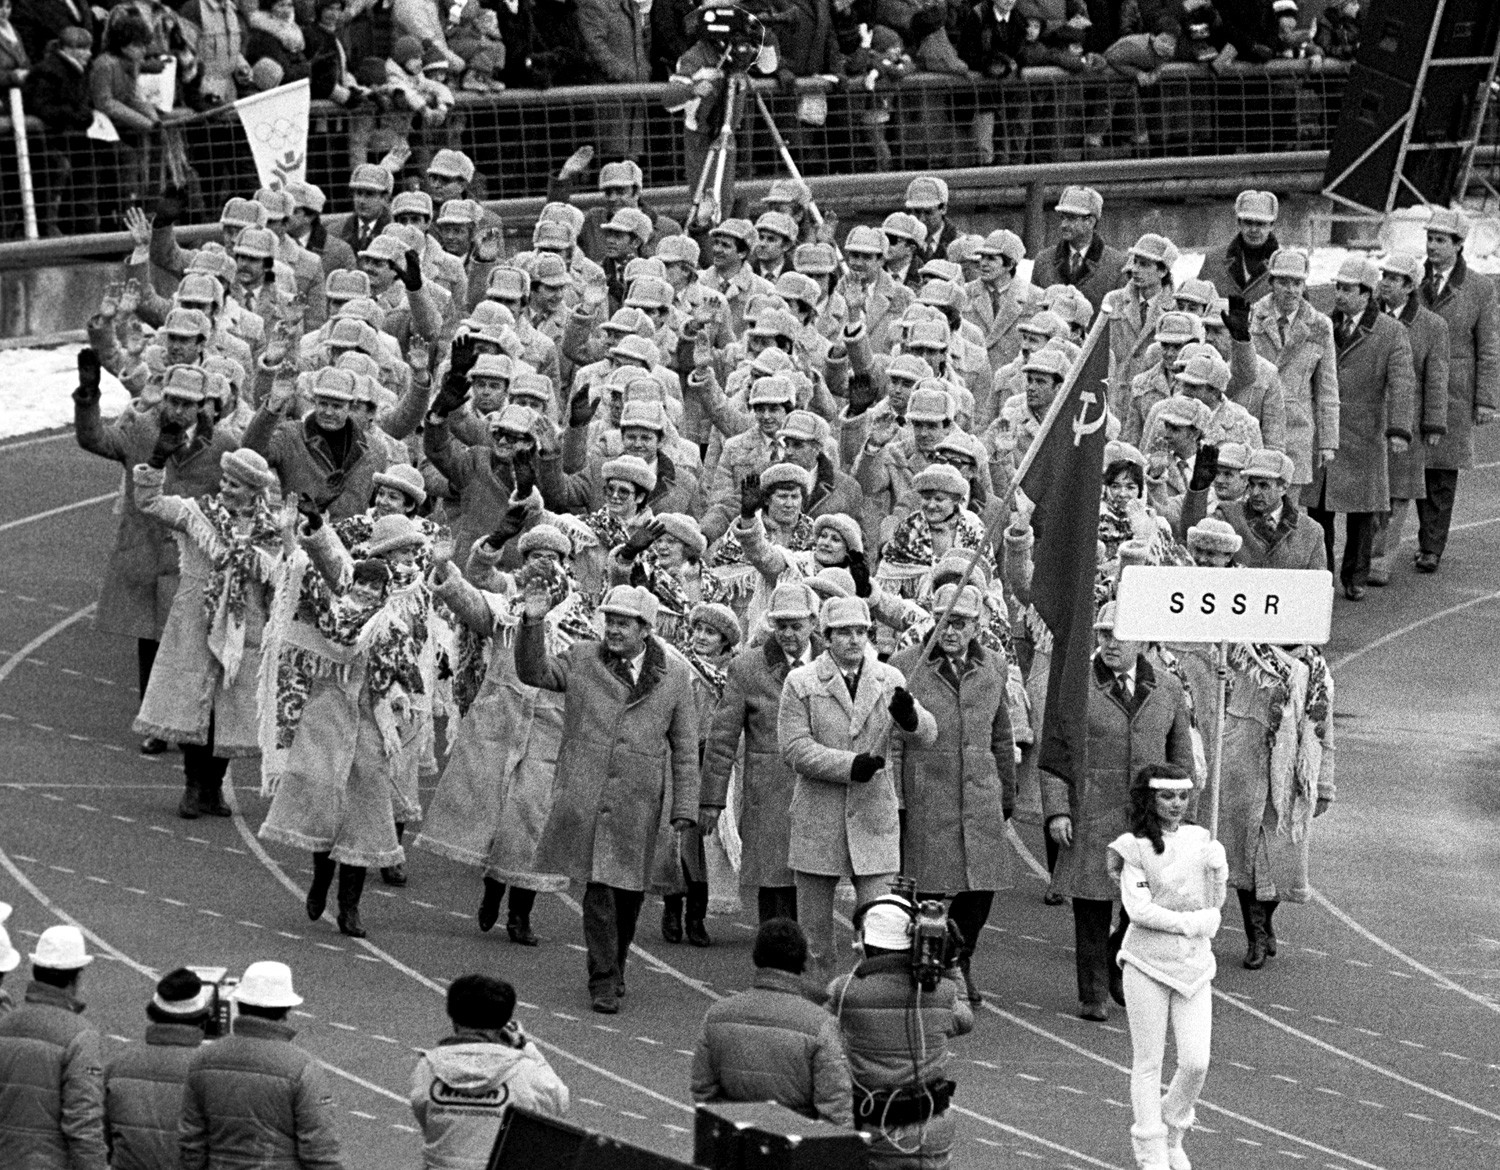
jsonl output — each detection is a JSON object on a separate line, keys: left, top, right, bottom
{"left": 702, "top": 637, "right": 823, "bottom": 891}
{"left": 964, "top": 279, "right": 1026, "bottom": 376}
{"left": 778, "top": 649, "right": 938, "bottom": 877}
{"left": 1420, "top": 254, "right": 1500, "bottom": 470}
{"left": 75, "top": 398, "right": 237, "bottom": 640}
{"left": 1103, "top": 284, "right": 1178, "bottom": 419}
{"left": 1387, "top": 295, "right": 1450, "bottom": 499}
{"left": 1250, "top": 296, "right": 1340, "bottom": 484}
{"left": 1308, "top": 305, "right": 1416, "bottom": 514}
{"left": 889, "top": 642, "right": 1016, "bottom": 894}
{"left": 1040, "top": 655, "right": 1194, "bottom": 902}
{"left": 516, "top": 621, "right": 700, "bottom": 891}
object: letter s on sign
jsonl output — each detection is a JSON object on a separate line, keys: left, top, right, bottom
{"left": 1200, "top": 592, "right": 1215, "bottom": 615}
{"left": 1232, "top": 593, "right": 1246, "bottom": 615}
{"left": 1170, "top": 591, "right": 1184, "bottom": 614}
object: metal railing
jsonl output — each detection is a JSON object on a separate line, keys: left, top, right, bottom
{"left": 0, "top": 59, "right": 1360, "bottom": 245}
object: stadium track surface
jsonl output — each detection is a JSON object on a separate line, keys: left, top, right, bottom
{"left": 2, "top": 426, "right": 1499, "bottom": 1170}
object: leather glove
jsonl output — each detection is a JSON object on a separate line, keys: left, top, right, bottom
{"left": 621, "top": 519, "right": 665, "bottom": 560}
{"left": 846, "top": 372, "right": 877, "bottom": 417}
{"left": 297, "top": 498, "right": 324, "bottom": 532}
{"left": 489, "top": 501, "right": 529, "bottom": 547}
{"left": 1225, "top": 294, "right": 1252, "bottom": 343}
{"left": 430, "top": 373, "right": 469, "bottom": 418}
{"left": 399, "top": 248, "right": 424, "bottom": 291}
{"left": 512, "top": 448, "right": 538, "bottom": 499}
{"left": 1188, "top": 443, "right": 1219, "bottom": 493}
{"left": 74, "top": 348, "right": 102, "bottom": 405}
{"left": 153, "top": 185, "right": 185, "bottom": 229}
{"left": 850, "top": 752, "right": 885, "bottom": 784}
{"left": 147, "top": 420, "right": 187, "bottom": 469}
{"left": 568, "top": 384, "right": 599, "bottom": 428}
{"left": 739, "top": 474, "right": 763, "bottom": 521}
{"left": 847, "top": 549, "right": 871, "bottom": 598}
{"left": 448, "top": 334, "right": 480, "bottom": 382}
{"left": 888, "top": 686, "right": 918, "bottom": 732}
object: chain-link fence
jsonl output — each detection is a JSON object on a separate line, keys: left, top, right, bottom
{"left": 0, "top": 59, "right": 1446, "bottom": 241}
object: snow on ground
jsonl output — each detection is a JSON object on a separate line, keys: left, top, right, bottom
{"left": 0, "top": 344, "right": 129, "bottom": 440}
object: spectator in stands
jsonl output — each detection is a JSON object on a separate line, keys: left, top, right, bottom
{"left": 178, "top": 0, "right": 249, "bottom": 105}
{"left": 20, "top": 25, "right": 94, "bottom": 235}
{"left": 410, "top": 974, "right": 569, "bottom": 1169}
{"left": 90, "top": 8, "right": 163, "bottom": 210}
{"left": 1019, "top": 0, "right": 1109, "bottom": 156}
{"left": 245, "top": 0, "right": 312, "bottom": 85}
{"left": 577, "top": 0, "right": 651, "bottom": 158}
{"left": 1211, "top": 0, "right": 1274, "bottom": 63}
{"left": 1103, "top": 20, "right": 1178, "bottom": 152}
{"left": 394, "top": 0, "right": 467, "bottom": 76}
{"left": 1197, "top": 190, "right": 1280, "bottom": 307}
{"left": 1031, "top": 185, "right": 1127, "bottom": 311}
{"left": 1314, "top": 0, "right": 1360, "bottom": 60}
{"left": 0, "top": 1, "right": 31, "bottom": 90}
{"left": 12, "top": 0, "right": 94, "bottom": 66}
{"left": 691, "top": 919, "right": 853, "bottom": 1124}
{"left": 446, "top": 0, "right": 507, "bottom": 92}
{"left": 307, "top": 0, "right": 364, "bottom": 102}
{"left": 650, "top": 0, "right": 695, "bottom": 80}
{"left": 496, "top": 0, "right": 590, "bottom": 88}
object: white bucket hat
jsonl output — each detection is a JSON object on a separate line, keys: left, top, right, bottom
{"left": 232, "top": 960, "right": 304, "bottom": 1008}
{"left": 30, "top": 924, "right": 92, "bottom": 969}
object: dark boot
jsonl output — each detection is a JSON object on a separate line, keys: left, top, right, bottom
{"left": 306, "top": 852, "right": 335, "bottom": 921}
{"left": 684, "top": 881, "right": 711, "bottom": 947}
{"left": 507, "top": 887, "right": 539, "bottom": 946}
{"left": 958, "top": 953, "right": 983, "bottom": 1005}
{"left": 381, "top": 823, "right": 408, "bottom": 887}
{"left": 1262, "top": 899, "right": 1279, "bottom": 957}
{"left": 661, "top": 895, "right": 684, "bottom": 943}
{"left": 478, "top": 877, "right": 505, "bottom": 932}
{"left": 177, "top": 780, "right": 201, "bottom": 820}
{"left": 1239, "top": 889, "right": 1267, "bottom": 969}
{"left": 197, "top": 773, "right": 232, "bottom": 818}
{"left": 336, "top": 865, "right": 368, "bottom": 938}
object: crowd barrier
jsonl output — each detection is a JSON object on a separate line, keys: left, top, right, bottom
{"left": 0, "top": 59, "right": 1375, "bottom": 243}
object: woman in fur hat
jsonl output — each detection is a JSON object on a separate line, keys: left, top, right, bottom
{"left": 417, "top": 522, "right": 595, "bottom": 945}
{"left": 608, "top": 511, "right": 731, "bottom": 649}
{"left": 133, "top": 448, "right": 285, "bottom": 820}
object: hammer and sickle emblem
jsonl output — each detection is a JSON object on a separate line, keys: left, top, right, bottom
{"left": 1072, "top": 389, "right": 1106, "bottom": 447}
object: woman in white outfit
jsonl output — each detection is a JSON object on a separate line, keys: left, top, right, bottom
{"left": 1107, "top": 763, "right": 1227, "bottom": 1170}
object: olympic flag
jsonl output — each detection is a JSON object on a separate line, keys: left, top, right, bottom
{"left": 234, "top": 79, "right": 311, "bottom": 192}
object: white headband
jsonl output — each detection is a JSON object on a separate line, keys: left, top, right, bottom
{"left": 1148, "top": 776, "right": 1195, "bottom": 792}
{"left": 152, "top": 987, "right": 214, "bottom": 1016}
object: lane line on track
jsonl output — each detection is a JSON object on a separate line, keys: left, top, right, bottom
{"left": 225, "top": 779, "right": 1130, "bottom": 1169}
{"left": 0, "top": 431, "right": 71, "bottom": 453}
{"left": 1328, "top": 589, "right": 1500, "bottom": 672}
{"left": 0, "top": 492, "right": 116, "bottom": 536}
{"left": 0, "top": 841, "right": 407, "bottom": 1108}
{"left": 0, "top": 604, "right": 95, "bottom": 686}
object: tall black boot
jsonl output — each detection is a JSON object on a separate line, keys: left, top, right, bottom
{"left": 1239, "top": 888, "right": 1267, "bottom": 969}
{"left": 478, "top": 877, "right": 506, "bottom": 932}
{"left": 337, "top": 864, "right": 368, "bottom": 938}
{"left": 661, "top": 895, "right": 684, "bottom": 943}
{"left": 381, "top": 824, "right": 408, "bottom": 887}
{"left": 684, "top": 881, "right": 711, "bottom": 947}
{"left": 507, "top": 887, "right": 539, "bottom": 946}
{"left": 307, "top": 853, "right": 335, "bottom": 921}
{"left": 177, "top": 778, "right": 202, "bottom": 820}
{"left": 1262, "top": 899, "right": 1280, "bottom": 957}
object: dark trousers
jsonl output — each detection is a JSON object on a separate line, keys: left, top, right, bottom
{"left": 582, "top": 882, "right": 645, "bottom": 996}
{"left": 1307, "top": 505, "right": 1375, "bottom": 588}
{"left": 1416, "top": 468, "right": 1459, "bottom": 557}
{"left": 137, "top": 638, "right": 159, "bottom": 700}
{"left": 757, "top": 886, "right": 798, "bottom": 923}
{"left": 182, "top": 711, "right": 229, "bottom": 791}
{"left": 947, "top": 890, "right": 995, "bottom": 957}
{"left": 1072, "top": 898, "right": 1129, "bottom": 1007}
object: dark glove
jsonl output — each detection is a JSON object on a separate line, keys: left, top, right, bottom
{"left": 489, "top": 502, "right": 529, "bottom": 546}
{"left": 846, "top": 372, "right": 877, "bottom": 417}
{"left": 1189, "top": 443, "right": 1219, "bottom": 492}
{"left": 850, "top": 752, "right": 886, "bottom": 784}
{"left": 739, "top": 474, "right": 763, "bottom": 521}
{"left": 430, "top": 373, "right": 469, "bottom": 418}
{"left": 1225, "top": 294, "right": 1251, "bottom": 343}
{"left": 74, "top": 348, "right": 102, "bottom": 404}
{"left": 147, "top": 420, "right": 187, "bottom": 469}
{"left": 568, "top": 384, "right": 599, "bottom": 428}
{"left": 512, "top": 449, "right": 537, "bottom": 499}
{"left": 776, "top": 67, "right": 798, "bottom": 95}
{"left": 888, "top": 685, "right": 918, "bottom": 733}
{"left": 848, "top": 549, "right": 871, "bottom": 598}
{"left": 262, "top": 257, "right": 276, "bottom": 287}
{"left": 448, "top": 334, "right": 480, "bottom": 382}
{"left": 153, "top": 185, "right": 185, "bottom": 229}
{"left": 297, "top": 498, "right": 324, "bottom": 532}
{"left": 399, "top": 248, "right": 424, "bottom": 291}
{"left": 621, "top": 519, "right": 665, "bottom": 560}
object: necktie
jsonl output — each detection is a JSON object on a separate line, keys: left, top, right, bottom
{"left": 1114, "top": 673, "right": 1133, "bottom": 709}
{"left": 611, "top": 656, "right": 635, "bottom": 690}
{"left": 1253, "top": 515, "right": 1278, "bottom": 546}
{"left": 1278, "top": 314, "right": 1290, "bottom": 346}
{"left": 988, "top": 284, "right": 1001, "bottom": 319}
{"left": 844, "top": 671, "right": 861, "bottom": 698}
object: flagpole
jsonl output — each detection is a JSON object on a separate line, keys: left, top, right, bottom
{"left": 931, "top": 306, "right": 1113, "bottom": 633}
{"left": 1208, "top": 641, "right": 1227, "bottom": 840}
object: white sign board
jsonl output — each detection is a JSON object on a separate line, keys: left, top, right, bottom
{"left": 1113, "top": 566, "right": 1335, "bottom": 645}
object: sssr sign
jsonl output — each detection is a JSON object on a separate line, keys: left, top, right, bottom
{"left": 1113, "top": 567, "right": 1335, "bottom": 645}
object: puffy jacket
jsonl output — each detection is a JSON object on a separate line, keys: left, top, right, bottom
{"left": 104, "top": 1022, "right": 204, "bottom": 1170}
{"left": 692, "top": 970, "right": 852, "bottom": 1124}
{"left": 409, "top": 1031, "right": 569, "bottom": 1170}
{"left": 179, "top": 1016, "right": 342, "bottom": 1170}
{"left": 0, "top": 981, "right": 108, "bottom": 1170}
{"left": 826, "top": 957, "right": 972, "bottom": 1094}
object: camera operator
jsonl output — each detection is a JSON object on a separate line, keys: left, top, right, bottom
{"left": 828, "top": 892, "right": 973, "bottom": 1169}
{"left": 104, "top": 969, "right": 212, "bottom": 1169}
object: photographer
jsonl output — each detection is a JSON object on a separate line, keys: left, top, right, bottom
{"left": 828, "top": 891, "right": 973, "bottom": 1169}
{"left": 410, "top": 974, "right": 569, "bottom": 1169}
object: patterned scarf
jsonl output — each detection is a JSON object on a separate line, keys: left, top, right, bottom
{"left": 334, "top": 511, "right": 444, "bottom": 573}
{"left": 711, "top": 512, "right": 814, "bottom": 569}
{"left": 195, "top": 494, "right": 282, "bottom": 685}
{"left": 685, "top": 651, "right": 728, "bottom": 700}
{"left": 880, "top": 509, "right": 995, "bottom": 581}
{"left": 633, "top": 555, "right": 729, "bottom": 648}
